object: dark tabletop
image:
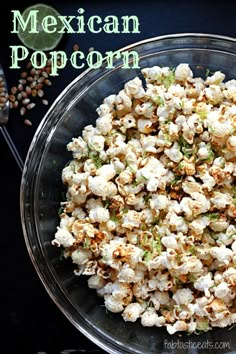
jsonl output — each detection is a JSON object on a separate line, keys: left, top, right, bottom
{"left": 1, "top": 1, "right": 236, "bottom": 353}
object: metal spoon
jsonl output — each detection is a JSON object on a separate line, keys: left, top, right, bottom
{"left": 0, "top": 65, "right": 24, "bottom": 172}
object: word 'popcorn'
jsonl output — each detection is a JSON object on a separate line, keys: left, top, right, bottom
{"left": 52, "top": 63, "right": 236, "bottom": 335}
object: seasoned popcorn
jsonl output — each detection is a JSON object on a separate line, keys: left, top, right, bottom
{"left": 53, "top": 64, "right": 236, "bottom": 335}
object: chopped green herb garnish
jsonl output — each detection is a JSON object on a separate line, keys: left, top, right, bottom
{"left": 205, "top": 68, "right": 214, "bottom": 78}
{"left": 83, "top": 238, "right": 91, "bottom": 249}
{"left": 154, "top": 96, "right": 165, "bottom": 106}
{"left": 182, "top": 148, "right": 192, "bottom": 158}
{"left": 197, "top": 110, "right": 207, "bottom": 119}
{"left": 205, "top": 68, "right": 211, "bottom": 78}
{"left": 132, "top": 175, "right": 148, "bottom": 185}
{"left": 154, "top": 69, "right": 175, "bottom": 89}
{"left": 170, "top": 175, "right": 182, "bottom": 186}
{"left": 178, "top": 136, "right": 193, "bottom": 157}
{"left": 59, "top": 248, "right": 65, "bottom": 261}
{"left": 154, "top": 233, "right": 162, "bottom": 254}
{"left": 64, "top": 160, "right": 72, "bottom": 168}
{"left": 188, "top": 274, "right": 197, "bottom": 283}
{"left": 209, "top": 284, "right": 216, "bottom": 290}
{"left": 229, "top": 324, "right": 236, "bottom": 330}
{"left": 143, "top": 250, "right": 151, "bottom": 262}
{"left": 179, "top": 100, "right": 184, "bottom": 110}
{"left": 175, "top": 253, "right": 182, "bottom": 262}
{"left": 202, "top": 148, "right": 214, "bottom": 163}
{"left": 104, "top": 200, "right": 111, "bottom": 209}
{"left": 90, "top": 153, "right": 103, "bottom": 169}
{"left": 126, "top": 162, "right": 137, "bottom": 174}
{"left": 178, "top": 161, "right": 185, "bottom": 170}
{"left": 58, "top": 207, "right": 64, "bottom": 216}
{"left": 61, "top": 191, "right": 67, "bottom": 200}
{"left": 189, "top": 246, "right": 196, "bottom": 256}
{"left": 163, "top": 69, "right": 175, "bottom": 89}
{"left": 206, "top": 213, "right": 219, "bottom": 221}
{"left": 110, "top": 213, "right": 120, "bottom": 222}
{"left": 143, "top": 194, "right": 151, "bottom": 204}
{"left": 122, "top": 207, "right": 129, "bottom": 214}
{"left": 231, "top": 186, "right": 236, "bottom": 205}
{"left": 153, "top": 217, "right": 159, "bottom": 225}
{"left": 141, "top": 223, "right": 147, "bottom": 231}
{"left": 195, "top": 319, "right": 210, "bottom": 332}
{"left": 178, "top": 135, "right": 191, "bottom": 149}
{"left": 131, "top": 179, "right": 139, "bottom": 186}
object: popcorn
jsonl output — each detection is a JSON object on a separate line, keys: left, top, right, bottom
{"left": 88, "top": 176, "right": 117, "bottom": 198}
{"left": 172, "top": 288, "right": 194, "bottom": 305}
{"left": 87, "top": 135, "right": 105, "bottom": 152}
{"left": 205, "top": 71, "right": 225, "bottom": 85}
{"left": 122, "top": 210, "right": 141, "bottom": 230}
{"left": 150, "top": 194, "right": 169, "bottom": 211}
{"left": 122, "top": 302, "right": 144, "bottom": 322}
{"left": 52, "top": 228, "right": 75, "bottom": 248}
{"left": 115, "top": 89, "right": 132, "bottom": 111}
{"left": 164, "top": 142, "right": 183, "bottom": 162}
{"left": 120, "top": 114, "right": 136, "bottom": 131}
{"left": 89, "top": 207, "right": 110, "bottom": 223}
{"left": 104, "top": 295, "right": 124, "bottom": 313}
{"left": 71, "top": 249, "right": 92, "bottom": 265}
{"left": 194, "top": 274, "right": 214, "bottom": 297}
{"left": 210, "top": 246, "right": 233, "bottom": 265}
{"left": 96, "top": 164, "right": 116, "bottom": 181}
{"left": 137, "top": 118, "right": 153, "bottom": 133}
{"left": 166, "top": 320, "right": 188, "bottom": 335}
{"left": 88, "top": 275, "right": 106, "bottom": 289}
{"left": 174, "top": 63, "right": 193, "bottom": 82}
{"left": 124, "top": 77, "right": 145, "bottom": 98}
{"left": 141, "top": 307, "right": 159, "bottom": 327}
{"left": 53, "top": 64, "right": 236, "bottom": 334}
{"left": 204, "top": 85, "right": 223, "bottom": 105}
{"left": 96, "top": 114, "right": 113, "bottom": 134}
{"left": 161, "top": 235, "right": 178, "bottom": 250}
{"left": 214, "top": 282, "right": 235, "bottom": 303}
{"left": 118, "top": 265, "right": 136, "bottom": 283}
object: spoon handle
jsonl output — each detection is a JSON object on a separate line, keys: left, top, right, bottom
{"left": 0, "top": 125, "right": 24, "bottom": 172}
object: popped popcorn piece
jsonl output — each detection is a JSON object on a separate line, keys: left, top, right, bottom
{"left": 88, "top": 275, "right": 106, "bottom": 289}
{"left": 205, "top": 71, "right": 225, "bottom": 85}
{"left": 141, "top": 307, "right": 159, "bottom": 327}
{"left": 172, "top": 289, "right": 194, "bottom": 305}
{"left": 104, "top": 295, "right": 124, "bottom": 313}
{"left": 194, "top": 274, "right": 214, "bottom": 297}
{"left": 52, "top": 228, "right": 75, "bottom": 248}
{"left": 175, "top": 63, "right": 193, "bottom": 82}
{"left": 89, "top": 207, "right": 110, "bottom": 223}
{"left": 214, "top": 282, "right": 235, "bottom": 303}
{"left": 166, "top": 320, "right": 188, "bottom": 334}
{"left": 210, "top": 246, "right": 233, "bottom": 265}
{"left": 88, "top": 176, "right": 117, "bottom": 198}
{"left": 124, "top": 77, "right": 145, "bottom": 98}
{"left": 96, "top": 114, "right": 113, "bottom": 134}
{"left": 71, "top": 249, "right": 92, "bottom": 265}
{"left": 122, "top": 302, "right": 144, "bottom": 322}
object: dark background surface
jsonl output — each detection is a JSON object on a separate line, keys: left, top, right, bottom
{"left": 1, "top": 1, "right": 236, "bottom": 353}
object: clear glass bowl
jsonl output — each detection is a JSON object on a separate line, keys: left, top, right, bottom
{"left": 20, "top": 34, "right": 236, "bottom": 354}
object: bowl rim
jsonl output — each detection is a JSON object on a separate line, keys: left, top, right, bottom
{"left": 20, "top": 32, "right": 236, "bottom": 354}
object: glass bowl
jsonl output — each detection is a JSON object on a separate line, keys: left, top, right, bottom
{"left": 20, "top": 34, "right": 236, "bottom": 354}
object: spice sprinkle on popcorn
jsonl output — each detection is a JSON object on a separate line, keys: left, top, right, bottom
{"left": 52, "top": 63, "right": 236, "bottom": 335}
